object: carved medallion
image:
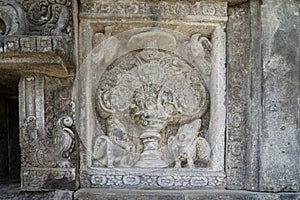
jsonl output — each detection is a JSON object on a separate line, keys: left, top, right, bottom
{"left": 93, "top": 49, "right": 211, "bottom": 169}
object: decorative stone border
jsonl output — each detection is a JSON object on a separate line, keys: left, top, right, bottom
{"left": 80, "top": 169, "right": 225, "bottom": 189}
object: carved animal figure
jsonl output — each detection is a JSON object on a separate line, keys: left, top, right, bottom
{"left": 93, "top": 117, "right": 138, "bottom": 168}
{"left": 167, "top": 119, "right": 210, "bottom": 168}
{"left": 187, "top": 33, "right": 212, "bottom": 78}
{"left": 93, "top": 135, "right": 132, "bottom": 168}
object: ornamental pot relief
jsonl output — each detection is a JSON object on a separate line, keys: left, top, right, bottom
{"left": 93, "top": 48, "right": 211, "bottom": 169}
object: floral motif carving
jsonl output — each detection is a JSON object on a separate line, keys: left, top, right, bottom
{"left": 80, "top": 1, "right": 227, "bottom": 19}
{"left": 84, "top": 172, "right": 224, "bottom": 189}
{"left": 0, "top": 0, "right": 26, "bottom": 36}
{"left": 21, "top": 0, "right": 73, "bottom": 36}
{"left": 20, "top": 76, "right": 76, "bottom": 168}
{"left": 0, "top": 0, "right": 73, "bottom": 37}
{"left": 226, "top": 4, "right": 249, "bottom": 188}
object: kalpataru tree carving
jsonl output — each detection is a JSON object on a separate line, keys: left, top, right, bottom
{"left": 93, "top": 48, "right": 211, "bottom": 169}
{"left": 77, "top": 26, "right": 226, "bottom": 189}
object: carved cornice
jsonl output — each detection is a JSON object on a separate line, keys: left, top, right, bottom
{"left": 0, "top": 0, "right": 74, "bottom": 77}
{"left": 0, "top": 35, "right": 73, "bottom": 77}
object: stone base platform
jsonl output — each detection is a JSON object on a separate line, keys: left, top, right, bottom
{"left": 74, "top": 189, "right": 300, "bottom": 200}
{"left": 0, "top": 182, "right": 73, "bottom": 200}
{"left": 1, "top": 184, "right": 300, "bottom": 200}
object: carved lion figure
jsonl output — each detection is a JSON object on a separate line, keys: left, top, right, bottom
{"left": 167, "top": 118, "right": 211, "bottom": 168}
{"left": 93, "top": 117, "right": 139, "bottom": 168}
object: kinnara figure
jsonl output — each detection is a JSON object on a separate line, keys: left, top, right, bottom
{"left": 166, "top": 119, "right": 211, "bottom": 168}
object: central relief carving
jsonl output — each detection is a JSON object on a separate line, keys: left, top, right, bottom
{"left": 93, "top": 49, "right": 211, "bottom": 168}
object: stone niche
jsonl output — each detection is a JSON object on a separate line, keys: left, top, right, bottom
{"left": 76, "top": 0, "right": 226, "bottom": 190}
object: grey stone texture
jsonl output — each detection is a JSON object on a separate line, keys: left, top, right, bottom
{"left": 0, "top": 183, "right": 74, "bottom": 200}
{"left": 0, "top": 0, "right": 299, "bottom": 199}
{"left": 74, "top": 189, "right": 300, "bottom": 200}
{"left": 260, "top": 0, "right": 300, "bottom": 192}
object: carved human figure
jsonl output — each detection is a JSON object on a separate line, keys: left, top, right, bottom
{"left": 166, "top": 119, "right": 211, "bottom": 168}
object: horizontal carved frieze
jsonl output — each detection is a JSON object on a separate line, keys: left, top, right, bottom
{"left": 80, "top": 1, "right": 227, "bottom": 21}
{"left": 0, "top": 36, "right": 69, "bottom": 53}
{"left": 81, "top": 170, "right": 225, "bottom": 189}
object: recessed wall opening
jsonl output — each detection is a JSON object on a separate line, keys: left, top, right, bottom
{"left": 0, "top": 76, "right": 20, "bottom": 184}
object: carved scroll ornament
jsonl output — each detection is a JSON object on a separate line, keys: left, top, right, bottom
{"left": 21, "top": 115, "right": 75, "bottom": 168}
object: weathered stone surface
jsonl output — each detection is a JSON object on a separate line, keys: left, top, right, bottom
{"left": 260, "top": 0, "right": 300, "bottom": 192}
{"left": 0, "top": 0, "right": 299, "bottom": 196}
{"left": 74, "top": 189, "right": 300, "bottom": 200}
{"left": 0, "top": 0, "right": 75, "bottom": 77}
{"left": 19, "top": 75, "right": 77, "bottom": 191}
{"left": 0, "top": 183, "right": 74, "bottom": 200}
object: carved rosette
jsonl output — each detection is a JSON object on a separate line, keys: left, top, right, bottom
{"left": 81, "top": 171, "right": 225, "bottom": 190}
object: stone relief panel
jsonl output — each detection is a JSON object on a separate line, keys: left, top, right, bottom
{"left": 0, "top": 0, "right": 73, "bottom": 37}
{"left": 76, "top": 24, "right": 226, "bottom": 189}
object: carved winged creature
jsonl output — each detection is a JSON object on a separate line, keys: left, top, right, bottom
{"left": 190, "top": 34, "right": 212, "bottom": 57}
{"left": 165, "top": 118, "right": 211, "bottom": 168}
{"left": 53, "top": 116, "right": 75, "bottom": 167}
{"left": 188, "top": 33, "right": 212, "bottom": 77}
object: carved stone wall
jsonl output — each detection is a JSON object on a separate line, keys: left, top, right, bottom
{"left": 0, "top": 0, "right": 299, "bottom": 198}
{"left": 19, "top": 76, "right": 76, "bottom": 191}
